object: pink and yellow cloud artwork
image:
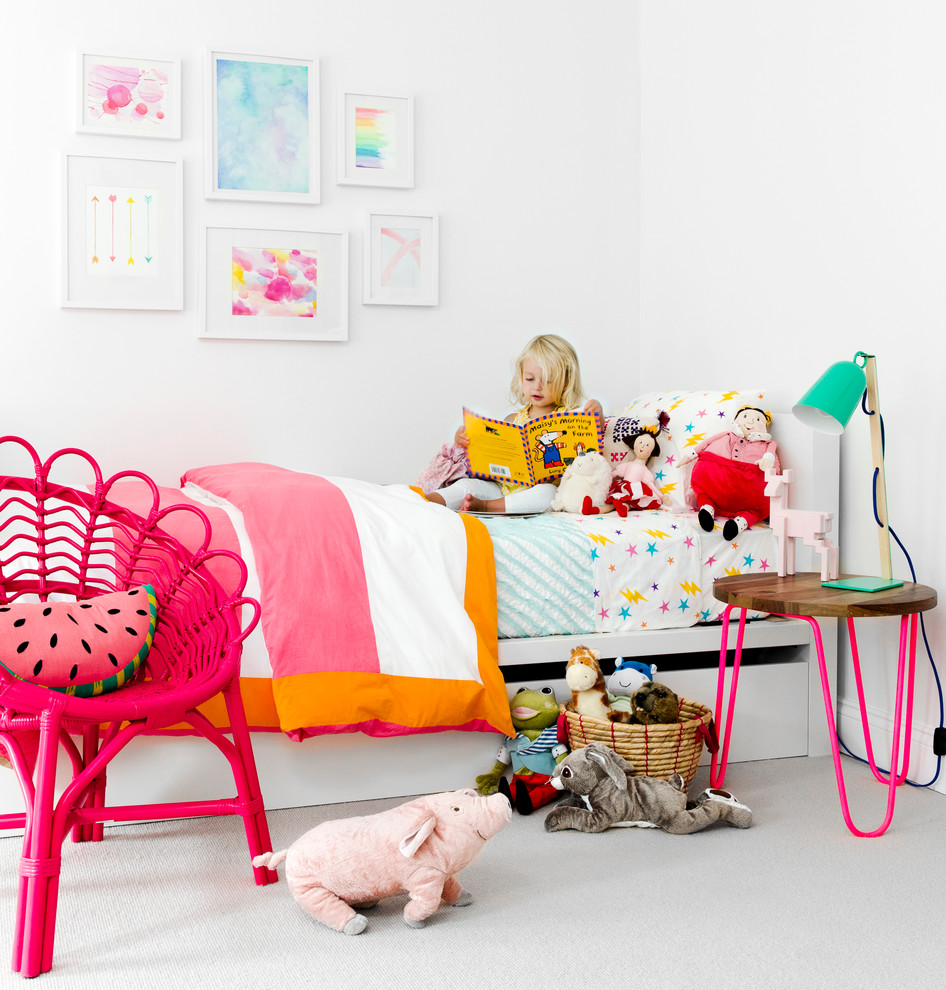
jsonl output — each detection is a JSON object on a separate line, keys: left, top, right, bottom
{"left": 232, "top": 247, "right": 318, "bottom": 317}
{"left": 87, "top": 62, "right": 169, "bottom": 128}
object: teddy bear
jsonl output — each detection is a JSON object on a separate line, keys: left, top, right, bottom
{"left": 604, "top": 431, "right": 672, "bottom": 516}
{"left": 678, "top": 405, "right": 781, "bottom": 541}
{"left": 629, "top": 680, "right": 682, "bottom": 724}
{"left": 564, "top": 646, "right": 633, "bottom": 723}
{"left": 544, "top": 743, "right": 752, "bottom": 834}
{"left": 475, "top": 686, "right": 568, "bottom": 815}
{"left": 549, "top": 450, "right": 613, "bottom": 515}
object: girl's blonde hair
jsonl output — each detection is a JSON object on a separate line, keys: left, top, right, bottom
{"left": 509, "top": 333, "right": 584, "bottom": 409}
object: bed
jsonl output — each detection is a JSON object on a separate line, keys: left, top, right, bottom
{"left": 0, "top": 390, "right": 840, "bottom": 813}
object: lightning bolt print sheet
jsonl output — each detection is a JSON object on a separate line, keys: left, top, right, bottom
{"left": 582, "top": 510, "right": 776, "bottom": 632}
{"left": 581, "top": 512, "right": 702, "bottom": 631}
{"left": 482, "top": 510, "right": 777, "bottom": 637}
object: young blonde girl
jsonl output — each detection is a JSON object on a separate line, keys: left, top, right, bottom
{"left": 426, "top": 334, "right": 603, "bottom": 513}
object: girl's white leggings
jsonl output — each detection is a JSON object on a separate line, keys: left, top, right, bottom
{"left": 436, "top": 478, "right": 558, "bottom": 513}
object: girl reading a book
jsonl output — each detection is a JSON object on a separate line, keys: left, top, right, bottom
{"left": 425, "top": 334, "right": 603, "bottom": 513}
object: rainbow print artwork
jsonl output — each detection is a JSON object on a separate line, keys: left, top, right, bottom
{"left": 231, "top": 247, "right": 317, "bottom": 317}
{"left": 355, "top": 107, "right": 397, "bottom": 170}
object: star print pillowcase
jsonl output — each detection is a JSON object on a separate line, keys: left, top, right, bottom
{"left": 622, "top": 390, "right": 769, "bottom": 511}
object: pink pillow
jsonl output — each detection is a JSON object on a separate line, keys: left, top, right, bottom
{"left": 0, "top": 585, "right": 157, "bottom": 697}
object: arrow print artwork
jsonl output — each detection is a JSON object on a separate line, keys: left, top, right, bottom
{"left": 86, "top": 184, "right": 159, "bottom": 277}
{"left": 65, "top": 152, "right": 181, "bottom": 310}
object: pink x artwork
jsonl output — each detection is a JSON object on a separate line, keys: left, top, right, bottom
{"left": 380, "top": 226, "right": 421, "bottom": 287}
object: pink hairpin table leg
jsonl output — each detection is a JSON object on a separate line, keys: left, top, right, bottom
{"left": 711, "top": 573, "right": 935, "bottom": 838}
{"left": 710, "top": 603, "right": 746, "bottom": 789}
{"left": 801, "top": 612, "right": 917, "bottom": 837}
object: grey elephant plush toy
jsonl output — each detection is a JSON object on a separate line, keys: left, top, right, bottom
{"left": 544, "top": 743, "right": 752, "bottom": 834}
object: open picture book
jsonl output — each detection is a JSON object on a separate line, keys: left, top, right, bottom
{"left": 463, "top": 407, "right": 603, "bottom": 486}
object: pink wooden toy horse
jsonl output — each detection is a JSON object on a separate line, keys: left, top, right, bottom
{"left": 764, "top": 469, "right": 838, "bottom": 581}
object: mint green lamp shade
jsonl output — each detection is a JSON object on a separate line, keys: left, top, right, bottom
{"left": 792, "top": 360, "right": 867, "bottom": 435}
{"left": 792, "top": 352, "right": 902, "bottom": 593}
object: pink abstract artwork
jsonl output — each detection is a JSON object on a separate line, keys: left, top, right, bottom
{"left": 380, "top": 227, "right": 421, "bottom": 288}
{"left": 232, "top": 247, "right": 318, "bottom": 317}
{"left": 86, "top": 61, "right": 169, "bottom": 129}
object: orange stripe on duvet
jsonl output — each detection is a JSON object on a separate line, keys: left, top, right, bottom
{"left": 458, "top": 510, "right": 511, "bottom": 727}
{"left": 197, "top": 672, "right": 512, "bottom": 738}
{"left": 273, "top": 670, "right": 512, "bottom": 738}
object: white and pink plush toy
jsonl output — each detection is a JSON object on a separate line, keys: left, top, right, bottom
{"left": 253, "top": 789, "right": 511, "bottom": 935}
{"left": 549, "top": 450, "right": 613, "bottom": 515}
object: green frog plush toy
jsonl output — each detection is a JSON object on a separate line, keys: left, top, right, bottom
{"left": 475, "top": 686, "right": 567, "bottom": 815}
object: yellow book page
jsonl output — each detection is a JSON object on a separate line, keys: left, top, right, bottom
{"left": 524, "top": 412, "right": 602, "bottom": 483}
{"left": 463, "top": 409, "right": 532, "bottom": 486}
{"left": 463, "top": 408, "right": 603, "bottom": 486}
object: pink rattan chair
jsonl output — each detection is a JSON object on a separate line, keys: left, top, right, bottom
{"left": 0, "top": 437, "right": 277, "bottom": 978}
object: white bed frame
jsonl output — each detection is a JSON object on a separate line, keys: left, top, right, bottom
{"left": 0, "top": 416, "right": 839, "bottom": 817}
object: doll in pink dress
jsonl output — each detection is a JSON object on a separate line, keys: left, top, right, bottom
{"left": 605, "top": 431, "right": 672, "bottom": 517}
{"left": 678, "top": 406, "right": 779, "bottom": 541}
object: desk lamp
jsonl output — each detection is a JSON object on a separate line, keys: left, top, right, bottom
{"left": 793, "top": 351, "right": 903, "bottom": 592}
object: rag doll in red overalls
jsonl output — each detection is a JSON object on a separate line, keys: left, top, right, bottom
{"left": 679, "top": 406, "right": 780, "bottom": 541}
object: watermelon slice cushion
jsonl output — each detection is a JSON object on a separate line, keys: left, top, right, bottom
{"left": 0, "top": 584, "right": 157, "bottom": 698}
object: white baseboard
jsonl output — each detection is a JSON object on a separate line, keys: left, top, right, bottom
{"left": 837, "top": 698, "right": 946, "bottom": 796}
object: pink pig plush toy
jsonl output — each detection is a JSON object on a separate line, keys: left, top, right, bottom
{"left": 253, "top": 788, "right": 511, "bottom": 935}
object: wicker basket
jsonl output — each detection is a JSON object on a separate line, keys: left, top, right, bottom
{"left": 560, "top": 699, "right": 715, "bottom": 787}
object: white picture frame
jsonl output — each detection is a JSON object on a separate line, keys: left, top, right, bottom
{"left": 77, "top": 51, "right": 181, "bottom": 139}
{"left": 363, "top": 211, "right": 439, "bottom": 306}
{"left": 199, "top": 225, "right": 349, "bottom": 340}
{"left": 337, "top": 91, "right": 414, "bottom": 188}
{"left": 206, "top": 49, "right": 320, "bottom": 204}
{"left": 62, "top": 152, "right": 183, "bottom": 310}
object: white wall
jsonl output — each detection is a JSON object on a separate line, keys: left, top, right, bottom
{"left": 641, "top": 1, "right": 946, "bottom": 789}
{"left": 2, "top": 1, "right": 639, "bottom": 486}
{"left": 8, "top": 0, "right": 941, "bottom": 792}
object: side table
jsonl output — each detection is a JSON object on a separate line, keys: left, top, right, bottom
{"left": 711, "top": 572, "right": 937, "bottom": 837}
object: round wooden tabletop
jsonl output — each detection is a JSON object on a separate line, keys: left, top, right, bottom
{"left": 713, "top": 572, "right": 937, "bottom": 619}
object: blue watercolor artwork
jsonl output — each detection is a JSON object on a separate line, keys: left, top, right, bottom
{"left": 215, "top": 59, "right": 309, "bottom": 194}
